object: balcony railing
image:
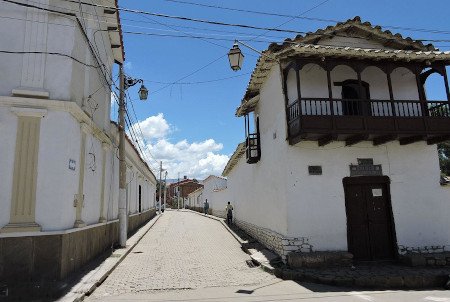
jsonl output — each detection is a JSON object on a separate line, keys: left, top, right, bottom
{"left": 246, "top": 133, "right": 260, "bottom": 164}
{"left": 288, "top": 98, "right": 450, "bottom": 120}
{"left": 287, "top": 98, "right": 450, "bottom": 145}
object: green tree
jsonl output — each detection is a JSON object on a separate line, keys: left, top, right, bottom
{"left": 438, "top": 142, "right": 450, "bottom": 175}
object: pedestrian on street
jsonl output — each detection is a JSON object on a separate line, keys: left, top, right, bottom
{"left": 226, "top": 202, "right": 233, "bottom": 225}
{"left": 204, "top": 199, "right": 209, "bottom": 215}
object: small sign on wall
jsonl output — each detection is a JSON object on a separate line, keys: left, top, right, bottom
{"left": 372, "top": 188, "right": 382, "bottom": 197}
{"left": 308, "top": 165, "right": 322, "bottom": 175}
{"left": 69, "top": 159, "right": 76, "bottom": 171}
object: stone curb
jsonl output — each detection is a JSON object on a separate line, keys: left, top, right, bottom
{"left": 59, "top": 214, "right": 162, "bottom": 302}
{"left": 274, "top": 268, "right": 450, "bottom": 290}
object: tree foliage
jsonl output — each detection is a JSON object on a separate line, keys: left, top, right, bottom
{"left": 438, "top": 142, "right": 450, "bottom": 175}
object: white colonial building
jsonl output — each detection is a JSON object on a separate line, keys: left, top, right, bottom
{"left": 223, "top": 17, "right": 450, "bottom": 266}
{"left": 187, "top": 175, "right": 229, "bottom": 216}
{"left": 0, "top": 0, "right": 157, "bottom": 282}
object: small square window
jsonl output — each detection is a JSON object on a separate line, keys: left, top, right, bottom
{"left": 308, "top": 166, "right": 322, "bottom": 175}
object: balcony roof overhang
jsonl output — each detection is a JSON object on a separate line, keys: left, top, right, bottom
{"left": 235, "top": 16, "right": 450, "bottom": 117}
{"left": 222, "top": 142, "right": 246, "bottom": 176}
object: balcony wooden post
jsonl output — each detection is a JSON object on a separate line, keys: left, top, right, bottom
{"left": 296, "top": 69, "right": 302, "bottom": 116}
{"left": 443, "top": 66, "right": 450, "bottom": 103}
{"left": 386, "top": 67, "right": 398, "bottom": 132}
{"left": 326, "top": 63, "right": 336, "bottom": 140}
{"left": 327, "top": 66, "right": 334, "bottom": 116}
{"left": 357, "top": 69, "right": 368, "bottom": 130}
{"left": 415, "top": 66, "right": 428, "bottom": 116}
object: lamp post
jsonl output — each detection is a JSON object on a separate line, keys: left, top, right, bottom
{"left": 118, "top": 64, "right": 147, "bottom": 248}
{"left": 163, "top": 170, "right": 167, "bottom": 211}
{"left": 158, "top": 161, "right": 166, "bottom": 215}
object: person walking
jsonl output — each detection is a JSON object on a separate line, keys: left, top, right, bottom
{"left": 226, "top": 202, "right": 234, "bottom": 225}
{"left": 203, "top": 199, "right": 209, "bottom": 215}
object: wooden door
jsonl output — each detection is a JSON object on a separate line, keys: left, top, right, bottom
{"left": 344, "top": 177, "right": 396, "bottom": 261}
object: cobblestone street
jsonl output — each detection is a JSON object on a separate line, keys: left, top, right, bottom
{"left": 87, "top": 210, "right": 276, "bottom": 300}
{"left": 85, "top": 211, "right": 450, "bottom": 302}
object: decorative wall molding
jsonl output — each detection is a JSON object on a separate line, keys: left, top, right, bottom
{"left": 20, "top": 0, "right": 49, "bottom": 89}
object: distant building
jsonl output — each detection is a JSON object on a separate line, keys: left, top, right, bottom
{"left": 168, "top": 177, "right": 203, "bottom": 208}
{"left": 0, "top": 0, "right": 157, "bottom": 282}
{"left": 224, "top": 17, "right": 450, "bottom": 266}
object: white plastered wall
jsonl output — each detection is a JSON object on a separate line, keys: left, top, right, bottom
{"left": 228, "top": 64, "right": 450, "bottom": 252}
{"left": 0, "top": 101, "right": 156, "bottom": 232}
{"left": 227, "top": 65, "right": 289, "bottom": 236}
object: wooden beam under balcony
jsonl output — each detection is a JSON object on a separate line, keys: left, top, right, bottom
{"left": 346, "top": 134, "right": 369, "bottom": 146}
{"left": 427, "top": 135, "right": 450, "bottom": 145}
{"left": 373, "top": 135, "right": 397, "bottom": 146}
{"left": 318, "top": 134, "right": 336, "bottom": 146}
{"left": 399, "top": 135, "right": 425, "bottom": 145}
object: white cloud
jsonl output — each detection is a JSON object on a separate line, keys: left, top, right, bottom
{"left": 138, "top": 113, "right": 170, "bottom": 140}
{"left": 131, "top": 114, "right": 229, "bottom": 180}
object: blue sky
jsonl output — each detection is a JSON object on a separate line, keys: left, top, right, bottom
{"left": 114, "top": 0, "right": 450, "bottom": 179}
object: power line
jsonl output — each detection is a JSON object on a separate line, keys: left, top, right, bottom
{"left": 0, "top": 50, "right": 100, "bottom": 67}
{"left": 54, "top": 0, "right": 450, "bottom": 43}
{"left": 247, "top": 0, "right": 332, "bottom": 43}
{"left": 125, "top": 90, "right": 160, "bottom": 165}
{"left": 141, "top": 72, "right": 252, "bottom": 85}
{"left": 41, "top": 0, "right": 328, "bottom": 34}
{"left": 150, "top": 53, "right": 228, "bottom": 95}
{"left": 2, "top": 0, "right": 115, "bottom": 90}
{"left": 162, "top": 0, "right": 450, "bottom": 36}
{"left": 122, "top": 31, "right": 284, "bottom": 43}
{"left": 6, "top": 0, "right": 450, "bottom": 44}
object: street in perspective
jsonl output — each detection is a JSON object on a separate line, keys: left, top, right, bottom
{"left": 1, "top": 0, "right": 450, "bottom": 301}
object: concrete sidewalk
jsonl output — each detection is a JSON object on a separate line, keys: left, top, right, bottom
{"left": 59, "top": 214, "right": 161, "bottom": 302}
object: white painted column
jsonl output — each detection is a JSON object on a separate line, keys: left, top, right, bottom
{"left": 74, "top": 123, "right": 90, "bottom": 228}
{"left": 98, "top": 141, "right": 110, "bottom": 223}
{"left": 1, "top": 107, "right": 47, "bottom": 233}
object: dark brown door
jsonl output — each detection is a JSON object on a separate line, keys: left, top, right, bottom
{"left": 344, "top": 177, "right": 396, "bottom": 260}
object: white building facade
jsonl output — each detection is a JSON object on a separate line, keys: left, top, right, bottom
{"left": 0, "top": 0, "right": 157, "bottom": 282}
{"left": 223, "top": 17, "right": 450, "bottom": 266}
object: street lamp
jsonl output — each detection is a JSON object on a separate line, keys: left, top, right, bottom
{"left": 138, "top": 84, "right": 148, "bottom": 100}
{"left": 228, "top": 41, "right": 244, "bottom": 71}
{"left": 228, "top": 40, "right": 279, "bottom": 71}
{"left": 124, "top": 76, "right": 148, "bottom": 101}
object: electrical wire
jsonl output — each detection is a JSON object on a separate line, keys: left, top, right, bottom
{"left": 0, "top": 50, "right": 100, "bottom": 67}
{"left": 150, "top": 53, "right": 228, "bottom": 96}
{"left": 52, "top": 0, "right": 450, "bottom": 43}
{"left": 4, "top": 1, "right": 450, "bottom": 45}
{"left": 125, "top": 90, "right": 160, "bottom": 166}
{"left": 2, "top": 0, "right": 114, "bottom": 89}
{"left": 162, "top": 0, "right": 450, "bottom": 35}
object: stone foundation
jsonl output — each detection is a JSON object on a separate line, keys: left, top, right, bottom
{"left": 287, "top": 251, "right": 353, "bottom": 268}
{"left": 234, "top": 219, "right": 313, "bottom": 261}
{"left": 398, "top": 245, "right": 450, "bottom": 267}
{"left": 0, "top": 209, "right": 156, "bottom": 282}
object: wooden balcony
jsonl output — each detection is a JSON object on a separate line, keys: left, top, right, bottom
{"left": 287, "top": 98, "right": 450, "bottom": 146}
{"left": 246, "top": 133, "right": 261, "bottom": 163}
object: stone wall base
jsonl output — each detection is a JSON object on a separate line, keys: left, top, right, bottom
{"left": 400, "top": 252, "right": 450, "bottom": 267}
{"left": 0, "top": 209, "right": 156, "bottom": 282}
{"left": 287, "top": 251, "right": 353, "bottom": 268}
